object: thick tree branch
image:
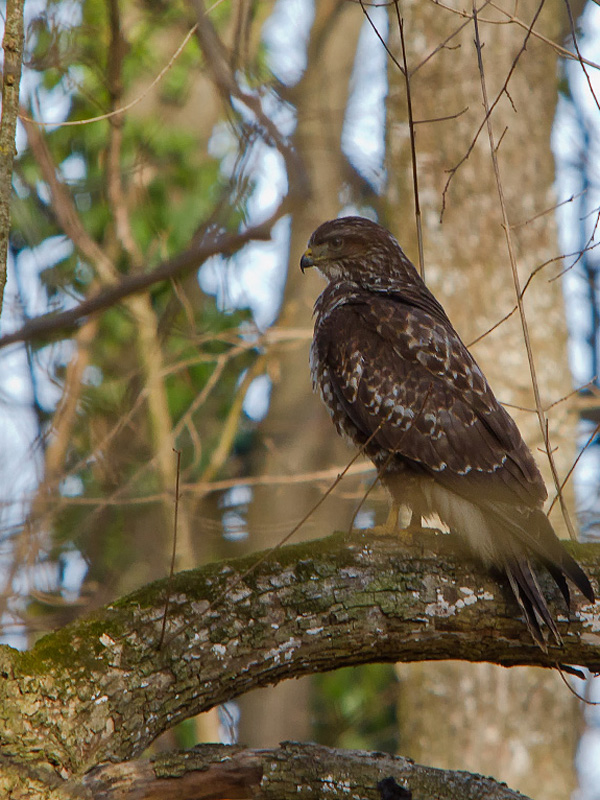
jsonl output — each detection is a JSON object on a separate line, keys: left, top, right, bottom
{"left": 0, "top": 530, "right": 598, "bottom": 775}
{"left": 78, "top": 742, "right": 531, "bottom": 800}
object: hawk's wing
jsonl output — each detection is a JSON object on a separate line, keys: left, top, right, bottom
{"left": 313, "top": 290, "right": 546, "bottom": 506}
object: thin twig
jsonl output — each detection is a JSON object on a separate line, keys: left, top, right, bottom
{"left": 413, "top": 107, "right": 469, "bottom": 125}
{"left": 433, "top": 0, "right": 600, "bottom": 72}
{"left": 159, "top": 450, "right": 182, "bottom": 649}
{"left": 201, "top": 355, "right": 266, "bottom": 483}
{"left": 359, "top": 0, "right": 425, "bottom": 276}
{"left": 412, "top": 0, "right": 494, "bottom": 76}
{"left": 545, "top": 378, "right": 598, "bottom": 412}
{"left": 564, "top": 0, "right": 600, "bottom": 114}
{"left": 550, "top": 240, "right": 600, "bottom": 282}
{"left": 17, "top": 9, "right": 228, "bottom": 128}
{"left": 21, "top": 112, "right": 117, "bottom": 283}
{"left": 487, "top": 0, "right": 600, "bottom": 70}
{"left": 393, "top": 1, "right": 425, "bottom": 277}
{"left": 555, "top": 665, "right": 600, "bottom": 705}
{"left": 16, "top": 330, "right": 299, "bottom": 545}
{"left": 189, "top": 0, "right": 309, "bottom": 200}
{"left": 359, "top": 0, "right": 406, "bottom": 77}
{"left": 441, "top": 0, "right": 546, "bottom": 219}
{"left": 347, "top": 470, "right": 382, "bottom": 533}
{"left": 468, "top": 246, "right": 584, "bottom": 348}
{"left": 548, "top": 422, "right": 600, "bottom": 515}
{"left": 47, "top": 463, "right": 374, "bottom": 508}
{"left": 511, "top": 191, "right": 586, "bottom": 229}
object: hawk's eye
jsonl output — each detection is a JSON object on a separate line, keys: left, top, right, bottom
{"left": 329, "top": 237, "right": 343, "bottom": 251}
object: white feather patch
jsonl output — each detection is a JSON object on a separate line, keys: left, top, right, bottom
{"left": 420, "top": 482, "right": 496, "bottom": 563}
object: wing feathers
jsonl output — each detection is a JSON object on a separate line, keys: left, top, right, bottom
{"left": 318, "top": 298, "right": 546, "bottom": 501}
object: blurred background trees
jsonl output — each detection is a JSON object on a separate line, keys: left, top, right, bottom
{"left": 1, "top": 0, "right": 598, "bottom": 796}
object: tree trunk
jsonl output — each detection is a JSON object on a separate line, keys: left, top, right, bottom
{"left": 240, "top": 0, "right": 366, "bottom": 748}
{"left": 385, "top": 2, "right": 580, "bottom": 796}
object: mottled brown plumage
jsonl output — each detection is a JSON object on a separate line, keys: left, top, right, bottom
{"left": 301, "top": 215, "right": 594, "bottom": 648}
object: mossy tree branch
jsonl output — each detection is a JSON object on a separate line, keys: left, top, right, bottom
{"left": 1, "top": 530, "right": 598, "bottom": 782}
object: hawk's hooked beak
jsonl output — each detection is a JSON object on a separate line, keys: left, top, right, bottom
{"left": 300, "top": 248, "right": 314, "bottom": 273}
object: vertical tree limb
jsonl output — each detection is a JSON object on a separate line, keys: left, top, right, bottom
{"left": 0, "top": 0, "right": 25, "bottom": 314}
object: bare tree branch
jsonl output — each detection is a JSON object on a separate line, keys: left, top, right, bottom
{"left": 189, "top": 0, "right": 309, "bottom": 201}
{"left": 0, "top": 206, "right": 285, "bottom": 350}
{"left": 21, "top": 112, "right": 118, "bottom": 283}
{"left": 440, "top": 0, "right": 545, "bottom": 218}
{"left": 78, "top": 742, "right": 532, "bottom": 800}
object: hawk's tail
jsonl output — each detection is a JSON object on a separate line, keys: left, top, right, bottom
{"left": 488, "top": 505, "right": 594, "bottom": 650}
{"left": 503, "top": 556, "right": 558, "bottom": 649}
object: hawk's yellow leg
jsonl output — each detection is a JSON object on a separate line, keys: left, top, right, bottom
{"left": 369, "top": 506, "right": 424, "bottom": 545}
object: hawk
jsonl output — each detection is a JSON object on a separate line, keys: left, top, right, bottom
{"left": 301, "top": 215, "right": 594, "bottom": 648}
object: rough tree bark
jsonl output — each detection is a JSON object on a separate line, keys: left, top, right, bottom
{"left": 384, "top": 1, "right": 582, "bottom": 794}
{"left": 0, "top": 530, "right": 598, "bottom": 797}
{"left": 0, "top": 0, "right": 24, "bottom": 311}
{"left": 79, "top": 742, "right": 532, "bottom": 800}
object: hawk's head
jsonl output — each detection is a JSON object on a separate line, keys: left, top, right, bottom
{"left": 300, "top": 216, "right": 418, "bottom": 287}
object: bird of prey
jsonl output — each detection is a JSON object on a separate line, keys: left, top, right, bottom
{"left": 300, "top": 215, "right": 594, "bottom": 648}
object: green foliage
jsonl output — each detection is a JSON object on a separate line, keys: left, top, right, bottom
{"left": 313, "top": 664, "right": 399, "bottom": 754}
{"left": 11, "top": 0, "right": 264, "bottom": 615}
